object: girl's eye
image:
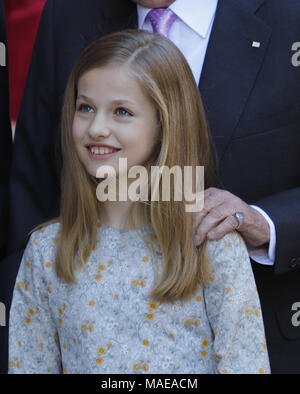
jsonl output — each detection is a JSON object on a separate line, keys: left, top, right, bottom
{"left": 116, "top": 108, "right": 131, "bottom": 117}
{"left": 77, "top": 104, "right": 94, "bottom": 113}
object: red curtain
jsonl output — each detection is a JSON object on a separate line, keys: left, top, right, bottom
{"left": 5, "top": 0, "right": 46, "bottom": 122}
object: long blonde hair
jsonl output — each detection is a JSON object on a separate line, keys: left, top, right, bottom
{"left": 33, "top": 29, "right": 216, "bottom": 301}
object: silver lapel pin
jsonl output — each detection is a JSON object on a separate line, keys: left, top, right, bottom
{"left": 252, "top": 41, "right": 261, "bottom": 48}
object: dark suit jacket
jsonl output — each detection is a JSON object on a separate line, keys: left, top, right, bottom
{"left": 1, "top": 0, "right": 300, "bottom": 373}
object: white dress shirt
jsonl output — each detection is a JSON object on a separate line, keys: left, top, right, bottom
{"left": 137, "top": 0, "right": 276, "bottom": 266}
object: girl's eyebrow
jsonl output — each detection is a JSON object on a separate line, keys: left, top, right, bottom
{"left": 77, "top": 94, "right": 136, "bottom": 107}
{"left": 77, "top": 94, "right": 93, "bottom": 101}
{"left": 111, "top": 99, "right": 136, "bottom": 106}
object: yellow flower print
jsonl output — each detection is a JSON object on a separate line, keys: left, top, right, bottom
{"left": 133, "top": 363, "right": 141, "bottom": 371}
{"left": 98, "top": 347, "right": 106, "bottom": 355}
{"left": 213, "top": 353, "right": 222, "bottom": 361}
{"left": 63, "top": 344, "right": 67, "bottom": 350}
{"left": 95, "top": 358, "right": 104, "bottom": 365}
{"left": 47, "top": 285, "right": 52, "bottom": 293}
{"left": 94, "top": 274, "right": 103, "bottom": 281}
{"left": 24, "top": 283, "right": 29, "bottom": 292}
{"left": 9, "top": 360, "right": 15, "bottom": 368}
{"left": 25, "top": 318, "right": 32, "bottom": 325}
{"left": 185, "top": 319, "right": 193, "bottom": 326}
{"left": 262, "top": 344, "right": 267, "bottom": 351}
{"left": 98, "top": 264, "right": 106, "bottom": 271}
{"left": 32, "top": 239, "right": 37, "bottom": 245}
{"left": 38, "top": 343, "right": 44, "bottom": 348}
{"left": 146, "top": 312, "right": 155, "bottom": 320}
{"left": 26, "top": 261, "right": 31, "bottom": 268}
{"left": 52, "top": 237, "right": 59, "bottom": 245}
{"left": 140, "top": 279, "right": 146, "bottom": 288}
{"left": 17, "top": 281, "right": 24, "bottom": 289}
{"left": 142, "top": 256, "right": 149, "bottom": 262}
{"left": 245, "top": 308, "right": 253, "bottom": 316}
{"left": 58, "top": 307, "right": 63, "bottom": 315}
{"left": 107, "top": 343, "right": 113, "bottom": 348}
{"left": 227, "top": 242, "right": 232, "bottom": 248}
{"left": 142, "top": 339, "right": 149, "bottom": 346}
{"left": 45, "top": 262, "right": 52, "bottom": 268}
{"left": 16, "top": 362, "right": 21, "bottom": 369}
{"left": 195, "top": 319, "right": 200, "bottom": 327}
{"left": 201, "top": 350, "right": 208, "bottom": 358}
{"left": 209, "top": 274, "right": 215, "bottom": 282}
{"left": 259, "top": 368, "right": 265, "bottom": 374}
{"left": 18, "top": 341, "right": 22, "bottom": 347}
{"left": 202, "top": 339, "right": 209, "bottom": 347}
{"left": 28, "top": 308, "right": 35, "bottom": 316}
{"left": 81, "top": 324, "right": 87, "bottom": 332}
{"left": 196, "top": 295, "right": 202, "bottom": 302}
{"left": 226, "top": 288, "right": 232, "bottom": 293}
{"left": 58, "top": 318, "right": 63, "bottom": 326}
{"left": 89, "top": 300, "right": 95, "bottom": 307}
{"left": 131, "top": 279, "right": 139, "bottom": 287}
{"left": 255, "top": 309, "right": 260, "bottom": 317}
{"left": 143, "top": 363, "right": 149, "bottom": 371}
{"left": 148, "top": 302, "right": 157, "bottom": 311}
{"left": 168, "top": 333, "right": 174, "bottom": 339}
{"left": 108, "top": 259, "right": 114, "bottom": 265}
{"left": 54, "top": 332, "right": 59, "bottom": 340}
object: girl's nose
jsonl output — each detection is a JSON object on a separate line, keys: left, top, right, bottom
{"left": 87, "top": 112, "right": 111, "bottom": 139}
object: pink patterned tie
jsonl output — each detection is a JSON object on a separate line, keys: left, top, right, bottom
{"left": 147, "top": 8, "right": 177, "bottom": 38}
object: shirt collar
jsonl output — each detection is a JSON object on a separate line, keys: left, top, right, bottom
{"left": 137, "top": 0, "right": 218, "bottom": 38}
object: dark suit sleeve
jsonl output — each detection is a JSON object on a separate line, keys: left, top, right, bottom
{"left": 0, "top": 0, "right": 12, "bottom": 259}
{"left": 7, "top": 0, "right": 61, "bottom": 254}
{"left": 256, "top": 187, "right": 300, "bottom": 275}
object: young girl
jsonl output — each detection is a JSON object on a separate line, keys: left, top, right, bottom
{"left": 8, "top": 30, "right": 270, "bottom": 374}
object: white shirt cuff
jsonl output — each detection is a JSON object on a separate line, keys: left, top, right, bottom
{"left": 246, "top": 205, "right": 276, "bottom": 266}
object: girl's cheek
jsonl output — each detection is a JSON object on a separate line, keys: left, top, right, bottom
{"left": 72, "top": 120, "right": 86, "bottom": 140}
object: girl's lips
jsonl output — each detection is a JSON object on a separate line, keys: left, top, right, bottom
{"left": 87, "top": 146, "right": 121, "bottom": 160}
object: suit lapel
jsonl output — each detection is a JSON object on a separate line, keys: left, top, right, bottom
{"left": 199, "top": 0, "right": 272, "bottom": 161}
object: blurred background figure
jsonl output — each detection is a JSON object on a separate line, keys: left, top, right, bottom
{"left": 0, "top": 0, "right": 45, "bottom": 374}
{"left": 0, "top": 0, "right": 12, "bottom": 374}
{"left": 4, "top": 0, "right": 45, "bottom": 133}
{"left": 0, "top": 0, "right": 12, "bottom": 260}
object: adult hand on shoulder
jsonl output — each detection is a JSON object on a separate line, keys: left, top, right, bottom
{"left": 192, "top": 187, "right": 270, "bottom": 247}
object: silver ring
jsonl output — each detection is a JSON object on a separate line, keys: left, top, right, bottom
{"left": 234, "top": 212, "right": 244, "bottom": 230}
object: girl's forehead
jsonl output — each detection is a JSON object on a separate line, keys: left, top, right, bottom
{"left": 76, "top": 65, "right": 150, "bottom": 102}
{"left": 79, "top": 64, "right": 132, "bottom": 83}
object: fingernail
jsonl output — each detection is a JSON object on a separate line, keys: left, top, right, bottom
{"left": 207, "top": 232, "right": 216, "bottom": 240}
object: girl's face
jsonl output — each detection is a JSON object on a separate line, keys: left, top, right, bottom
{"left": 72, "top": 64, "right": 160, "bottom": 180}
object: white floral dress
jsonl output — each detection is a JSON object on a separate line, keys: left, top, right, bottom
{"left": 8, "top": 221, "right": 270, "bottom": 374}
